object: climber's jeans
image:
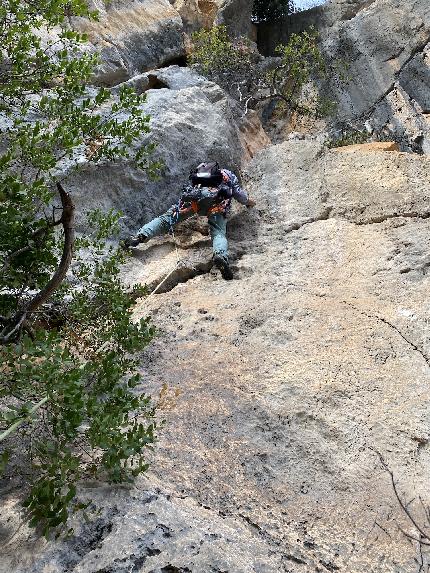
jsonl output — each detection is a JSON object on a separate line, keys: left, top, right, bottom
{"left": 136, "top": 205, "right": 229, "bottom": 261}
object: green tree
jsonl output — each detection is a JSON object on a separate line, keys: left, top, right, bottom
{"left": 252, "top": 0, "right": 296, "bottom": 23}
{"left": 190, "top": 26, "right": 335, "bottom": 121}
{"left": 0, "top": 0, "right": 158, "bottom": 537}
{"left": 189, "top": 26, "right": 257, "bottom": 102}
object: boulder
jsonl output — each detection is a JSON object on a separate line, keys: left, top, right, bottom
{"left": 73, "top": 0, "right": 185, "bottom": 86}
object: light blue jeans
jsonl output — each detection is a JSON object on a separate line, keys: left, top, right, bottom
{"left": 137, "top": 205, "right": 229, "bottom": 261}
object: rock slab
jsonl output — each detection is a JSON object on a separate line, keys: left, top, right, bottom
{"left": 74, "top": 0, "right": 185, "bottom": 86}
{"left": 5, "top": 141, "right": 430, "bottom": 572}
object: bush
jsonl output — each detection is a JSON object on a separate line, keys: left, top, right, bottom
{"left": 326, "top": 128, "right": 370, "bottom": 148}
{"left": 190, "top": 25, "right": 335, "bottom": 121}
{"left": 189, "top": 26, "right": 253, "bottom": 80}
{"left": 189, "top": 26, "right": 257, "bottom": 103}
{"left": 0, "top": 0, "right": 158, "bottom": 537}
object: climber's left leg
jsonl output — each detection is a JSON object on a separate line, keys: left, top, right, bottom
{"left": 208, "top": 213, "right": 233, "bottom": 280}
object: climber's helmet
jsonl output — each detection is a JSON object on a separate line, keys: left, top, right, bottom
{"left": 190, "top": 161, "right": 223, "bottom": 188}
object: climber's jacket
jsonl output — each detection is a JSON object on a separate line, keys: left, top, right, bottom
{"left": 221, "top": 169, "right": 249, "bottom": 210}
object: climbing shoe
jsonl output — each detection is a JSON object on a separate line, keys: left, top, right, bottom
{"left": 121, "top": 234, "right": 148, "bottom": 250}
{"left": 214, "top": 255, "right": 233, "bottom": 281}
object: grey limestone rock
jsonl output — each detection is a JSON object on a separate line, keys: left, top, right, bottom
{"left": 1, "top": 481, "right": 280, "bottom": 572}
{"left": 399, "top": 42, "right": 430, "bottom": 113}
{"left": 73, "top": 0, "right": 186, "bottom": 86}
{"left": 321, "top": 0, "right": 430, "bottom": 151}
{"left": 4, "top": 141, "right": 430, "bottom": 573}
{"left": 258, "top": 0, "right": 430, "bottom": 152}
{"left": 62, "top": 66, "right": 268, "bottom": 236}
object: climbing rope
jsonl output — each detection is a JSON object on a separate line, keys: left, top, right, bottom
{"left": 139, "top": 225, "right": 190, "bottom": 307}
{"left": 141, "top": 249, "right": 179, "bottom": 308}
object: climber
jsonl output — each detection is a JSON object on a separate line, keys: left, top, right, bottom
{"left": 122, "top": 161, "right": 255, "bottom": 280}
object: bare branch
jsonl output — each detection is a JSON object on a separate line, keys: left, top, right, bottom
{"left": 0, "top": 312, "right": 27, "bottom": 343}
{"left": 25, "top": 182, "right": 75, "bottom": 314}
{"left": 373, "top": 448, "right": 430, "bottom": 546}
{"left": 0, "top": 182, "right": 75, "bottom": 343}
{"left": 397, "top": 526, "right": 430, "bottom": 547}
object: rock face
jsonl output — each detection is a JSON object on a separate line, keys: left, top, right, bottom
{"left": 65, "top": 66, "right": 268, "bottom": 235}
{"left": 173, "top": 0, "right": 254, "bottom": 37}
{"left": 72, "top": 0, "right": 255, "bottom": 86}
{"left": 73, "top": 0, "right": 185, "bottom": 86}
{"left": 325, "top": 0, "right": 430, "bottom": 152}
{"left": 257, "top": 0, "right": 373, "bottom": 55}
{"left": 127, "top": 142, "right": 430, "bottom": 572}
{"left": 5, "top": 141, "right": 430, "bottom": 572}
{"left": 2, "top": 479, "right": 279, "bottom": 573}
{"left": 258, "top": 0, "right": 430, "bottom": 153}
{"left": 3, "top": 2, "right": 430, "bottom": 571}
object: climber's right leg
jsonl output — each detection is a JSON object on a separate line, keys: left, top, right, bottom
{"left": 123, "top": 206, "right": 192, "bottom": 248}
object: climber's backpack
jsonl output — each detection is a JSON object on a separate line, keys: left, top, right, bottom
{"left": 179, "top": 161, "right": 233, "bottom": 213}
{"left": 180, "top": 184, "right": 223, "bottom": 213}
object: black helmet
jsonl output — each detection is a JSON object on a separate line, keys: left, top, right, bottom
{"left": 190, "top": 161, "right": 223, "bottom": 187}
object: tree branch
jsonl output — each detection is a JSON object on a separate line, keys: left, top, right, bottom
{"left": 0, "top": 312, "right": 28, "bottom": 343}
{"left": 0, "top": 396, "right": 48, "bottom": 443}
{"left": 25, "top": 182, "right": 75, "bottom": 314}
{"left": 0, "top": 182, "right": 75, "bottom": 343}
{"left": 374, "top": 448, "right": 430, "bottom": 545}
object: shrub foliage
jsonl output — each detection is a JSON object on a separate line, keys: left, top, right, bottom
{"left": 190, "top": 25, "right": 334, "bottom": 120}
{"left": 0, "top": 0, "right": 157, "bottom": 537}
